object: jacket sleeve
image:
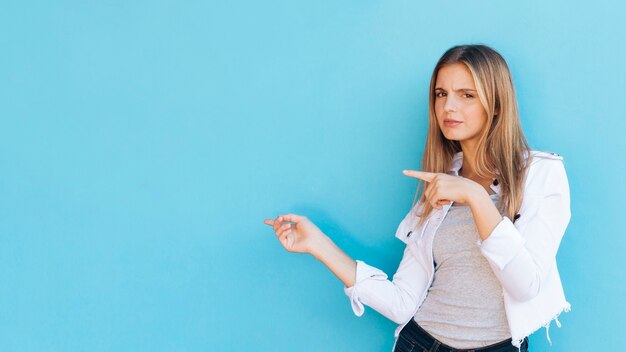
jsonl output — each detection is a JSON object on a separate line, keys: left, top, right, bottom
{"left": 477, "top": 158, "right": 572, "bottom": 302}
{"left": 343, "top": 244, "right": 427, "bottom": 324}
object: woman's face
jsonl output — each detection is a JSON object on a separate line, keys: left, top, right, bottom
{"left": 434, "top": 63, "right": 489, "bottom": 148}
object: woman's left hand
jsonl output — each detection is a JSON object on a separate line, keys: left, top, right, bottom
{"left": 402, "top": 170, "right": 481, "bottom": 209}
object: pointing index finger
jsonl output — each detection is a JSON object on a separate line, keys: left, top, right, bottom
{"left": 402, "top": 170, "right": 436, "bottom": 182}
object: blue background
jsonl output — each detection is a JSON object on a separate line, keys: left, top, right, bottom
{"left": 1, "top": 1, "right": 624, "bottom": 351}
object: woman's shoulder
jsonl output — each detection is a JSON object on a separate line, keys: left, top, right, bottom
{"left": 526, "top": 149, "right": 566, "bottom": 172}
{"left": 524, "top": 149, "right": 568, "bottom": 194}
{"left": 528, "top": 149, "right": 564, "bottom": 161}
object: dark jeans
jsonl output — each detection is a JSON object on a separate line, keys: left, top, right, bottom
{"left": 394, "top": 318, "right": 529, "bottom": 352}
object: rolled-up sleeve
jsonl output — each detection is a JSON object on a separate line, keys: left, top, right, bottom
{"left": 479, "top": 218, "right": 527, "bottom": 271}
{"left": 478, "top": 159, "right": 571, "bottom": 302}
{"left": 343, "top": 260, "right": 388, "bottom": 317}
{"left": 342, "top": 244, "right": 428, "bottom": 324}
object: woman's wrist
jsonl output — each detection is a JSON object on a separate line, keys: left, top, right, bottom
{"left": 309, "top": 233, "right": 332, "bottom": 258}
{"left": 466, "top": 182, "right": 488, "bottom": 205}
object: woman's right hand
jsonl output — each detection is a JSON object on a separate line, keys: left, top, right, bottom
{"left": 263, "top": 213, "right": 327, "bottom": 254}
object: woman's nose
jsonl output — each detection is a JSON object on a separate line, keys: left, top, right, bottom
{"left": 444, "top": 96, "right": 457, "bottom": 112}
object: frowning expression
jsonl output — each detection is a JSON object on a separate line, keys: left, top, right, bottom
{"left": 434, "top": 63, "right": 489, "bottom": 145}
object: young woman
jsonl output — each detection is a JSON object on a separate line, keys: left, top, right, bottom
{"left": 264, "top": 44, "right": 571, "bottom": 352}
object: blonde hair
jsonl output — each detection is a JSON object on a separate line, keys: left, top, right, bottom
{"left": 412, "top": 44, "right": 532, "bottom": 228}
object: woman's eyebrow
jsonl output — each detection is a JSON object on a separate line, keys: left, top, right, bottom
{"left": 434, "top": 87, "right": 477, "bottom": 92}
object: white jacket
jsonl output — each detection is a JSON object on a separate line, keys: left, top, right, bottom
{"left": 343, "top": 150, "right": 572, "bottom": 351}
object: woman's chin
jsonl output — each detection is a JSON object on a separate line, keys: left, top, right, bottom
{"left": 442, "top": 133, "right": 464, "bottom": 141}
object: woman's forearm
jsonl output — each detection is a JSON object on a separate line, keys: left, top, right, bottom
{"left": 468, "top": 187, "right": 504, "bottom": 241}
{"left": 310, "top": 235, "right": 357, "bottom": 288}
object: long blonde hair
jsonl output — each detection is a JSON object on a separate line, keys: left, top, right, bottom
{"left": 412, "top": 44, "right": 532, "bottom": 228}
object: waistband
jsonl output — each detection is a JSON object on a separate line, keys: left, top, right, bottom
{"left": 401, "top": 318, "right": 528, "bottom": 352}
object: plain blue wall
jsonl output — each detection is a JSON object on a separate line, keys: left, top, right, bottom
{"left": 1, "top": 1, "right": 624, "bottom": 351}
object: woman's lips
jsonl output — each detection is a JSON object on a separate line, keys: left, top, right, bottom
{"left": 444, "top": 120, "right": 462, "bottom": 127}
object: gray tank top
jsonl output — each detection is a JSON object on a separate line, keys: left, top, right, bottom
{"left": 413, "top": 193, "right": 512, "bottom": 348}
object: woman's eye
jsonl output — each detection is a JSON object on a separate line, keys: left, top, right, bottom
{"left": 434, "top": 92, "right": 473, "bottom": 98}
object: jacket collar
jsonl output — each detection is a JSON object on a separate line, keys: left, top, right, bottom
{"left": 447, "top": 151, "right": 501, "bottom": 195}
